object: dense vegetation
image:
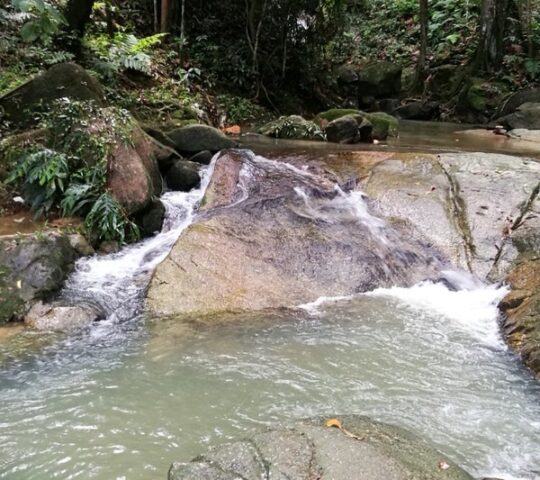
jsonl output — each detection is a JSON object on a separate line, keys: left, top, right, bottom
{"left": 1, "top": 0, "right": 539, "bottom": 242}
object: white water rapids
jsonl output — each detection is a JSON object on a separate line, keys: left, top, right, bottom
{"left": 0, "top": 152, "right": 539, "bottom": 480}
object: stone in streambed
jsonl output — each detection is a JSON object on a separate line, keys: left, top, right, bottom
{"left": 135, "top": 199, "right": 166, "bottom": 237}
{"left": 165, "top": 160, "right": 201, "bottom": 191}
{"left": 325, "top": 114, "right": 372, "bottom": 143}
{"left": 147, "top": 150, "right": 443, "bottom": 318}
{"left": 0, "top": 234, "right": 78, "bottom": 324}
{"left": 189, "top": 150, "right": 214, "bottom": 165}
{"left": 24, "top": 301, "right": 100, "bottom": 331}
{"left": 169, "top": 416, "right": 474, "bottom": 480}
{"left": 166, "top": 125, "right": 236, "bottom": 154}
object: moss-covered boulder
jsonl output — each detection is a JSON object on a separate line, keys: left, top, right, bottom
{"left": 325, "top": 114, "right": 373, "bottom": 143}
{"left": 258, "top": 115, "right": 324, "bottom": 141}
{"left": 0, "top": 63, "right": 105, "bottom": 127}
{"left": 364, "top": 112, "right": 399, "bottom": 139}
{"left": 166, "top": 124, "right": 236, "bottom": 154}
{"left": 169, "top": 416, "right": 474, "bottom": 480}
{"left": 0, "top": 234, "right": 78, "bottom": 324}
{"left": 317, "top": 109, "right": 399, "bottom": 141}
{"left": 314, "top": 109, "right": 364, "bottom": 126}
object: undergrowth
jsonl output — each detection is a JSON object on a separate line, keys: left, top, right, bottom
{"left": 3, "top": 99, "right": 140, "bottom": 244}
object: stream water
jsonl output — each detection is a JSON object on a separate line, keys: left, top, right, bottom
{"left": 0, "top": 151, "right": 539, "bottom": 480}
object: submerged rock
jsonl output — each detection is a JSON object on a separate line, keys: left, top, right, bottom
{"left": 169, "top": 415, "right": 474, "bottom": 480}
{"left": 147, "top": 150, "right": 443, "bottom": 318}
{"left": 24, "top": 301, "right": 100, "bottom": 331}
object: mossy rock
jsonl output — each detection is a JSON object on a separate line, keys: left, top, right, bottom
{"left": 0, "top": 63, "right": 105, "bottom": 127}
{"left": 315, "top": 109, "right": 398, "bottom": 140}
{"left": 466, "top": 80, "right": 488, "bottom": 112}
{"left": 314, "top": 109, "right": 363, "bottom": 126}
{"left": 166, "top": 124, "right": 237, "bottom": 154}
{"left": 364, "top": 112, "right": 399, "bottom": 139}
{"left": 0, "top": 263, "right": 25, "bottom": 325}
{"left": 258, "top": 115, "right": 324, "bottom": 141}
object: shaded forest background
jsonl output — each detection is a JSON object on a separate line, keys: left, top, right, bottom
{"left": 1, "top": 0, "right": 539, "bottom": 127}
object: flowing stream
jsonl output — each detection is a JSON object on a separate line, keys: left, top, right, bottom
{"left": 0, "top": 152, "right": 539, "bottom": 480}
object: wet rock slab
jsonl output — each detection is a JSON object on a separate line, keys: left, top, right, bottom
{"left": 147, "top": 150, "right": 443, "bottom": 318}
{"left": 169, "top": 416, "right": 474, "bottom": 480}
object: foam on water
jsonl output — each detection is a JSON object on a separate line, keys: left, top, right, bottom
{"left": 367, "top": 274, "right": 510, "bottom": 349}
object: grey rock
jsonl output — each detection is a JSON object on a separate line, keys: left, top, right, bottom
{"left": 24, "top": 301, "right": 99, "bottom": 331}
{"left": 496, "top": 102, "right": 540, "bottom": 129}
{"left": 68, "top": 234, "right": 95, "bottom": 257}
{"left": 189, "top": 150, "right": 214, "bottom": 165}
{"left": 147, "top": 150, "right": 443, "bottom": 318}
{"left": 395, "top": 101, "right": 440, "bottom": 120}
{"left": 496, "top": 87, "right": 540, "bottom": 118}
{"left": 167, "top": 125, "right": 236, "bottom": 154}
{"left": 98, "top": 241, "right": 120, "bottom": 255}
{"left": 0, "top": 234, "right": 78, "bottom": 324}
{"left": 165, "top": 160, "right": 201, "bottom": 192}
{"left": 325, "top": 115, "right": 365, "bottom": 144}
{"left": 136, "top": 199, "right": 166, "bottom": 237}
{"left": 356, "top": 62, "right": 402, "bottom": 98}
{"left": 169, "top": 416, "right": 474, "bottom": 480}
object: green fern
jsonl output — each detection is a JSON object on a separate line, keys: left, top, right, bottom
{"left": 7, "top": 148, "right": 71, "bottom": 216}
{"left": 84, "top": 193, "right": 139, "bottom": 244}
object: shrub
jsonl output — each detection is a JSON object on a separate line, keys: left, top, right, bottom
{"left": 5, "top": 99, "right": 140, "bottom": 244}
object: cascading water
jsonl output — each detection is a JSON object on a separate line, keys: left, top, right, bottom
{"left": 0, "top": 151, "right": 539, "bottom": 480}
{"left": 59, "top": 157, "right": 217, "bottom": 323}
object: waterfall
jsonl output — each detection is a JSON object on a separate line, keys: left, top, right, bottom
{"left": 58, "top": 157, "right": 217, "bottom": 323}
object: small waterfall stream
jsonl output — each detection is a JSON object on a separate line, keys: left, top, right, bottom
{"left": 0, "top": 151, "right": 539, "bottom": 480}
{"left": 58, "top": 157, "right": 217, "bottom": 323}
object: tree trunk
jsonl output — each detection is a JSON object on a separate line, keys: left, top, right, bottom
{"left": 474, "top": 0, "right": 510, "bottom": 71}
{"left": 418, "top": 0, "right": 428, "bottom": 81}
{"left": 63, "top": 0, "right": 95, "bottom": 56}
{"left": 409, "top": 0, "right": 429, "bottom": 94}
{"left": 64, "top": 0, "right": 95, "bottom": 37}
{"left": 161, "top": 0, "right": 171, "bottom": 33}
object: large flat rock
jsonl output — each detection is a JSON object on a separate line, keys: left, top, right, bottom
{"left": 147, "top": 150, "right": 444, "bottom": 318}
{"left": 168, "top": 416, "right": 474, "bottom": 480}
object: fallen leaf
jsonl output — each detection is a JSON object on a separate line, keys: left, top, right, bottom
{"left": 223, "top": 125, "right": 241, "bottom": 135}
{"left": 325, "top": 418, "right": 342, "bottom": 429}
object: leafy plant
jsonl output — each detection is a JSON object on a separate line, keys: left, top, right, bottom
{"left": 524, "top": 57, "right": 540, "bottom": 80}
{"left": 86, "top": 32, "right": 166, "bottom": 78}
{"left": 84, "top": 193, "right": 139, "bottom": 244}
{"left": 7, "top": 148, "right": 70, "bottom": 216}
{"left": 6, "top": 100, "right": 140, "bottom": 244}
{"left": 11, "top": 0, "right": 65, "bottom": 44}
